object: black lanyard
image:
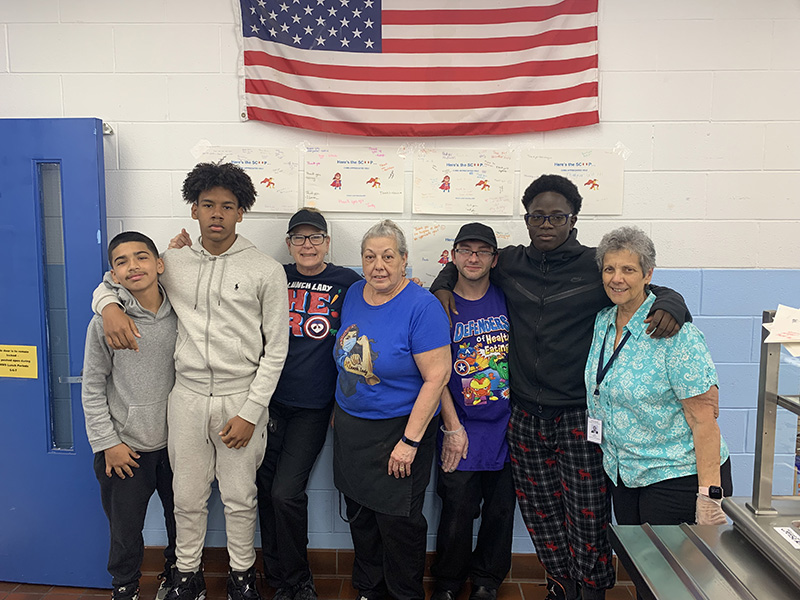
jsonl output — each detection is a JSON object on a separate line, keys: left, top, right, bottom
{"left": 594, "top": 328, "right": 631, "bottom": 396}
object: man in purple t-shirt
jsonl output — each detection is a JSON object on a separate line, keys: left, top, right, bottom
{"left": 431, "top": 223, "right": 514, "bottom": 600}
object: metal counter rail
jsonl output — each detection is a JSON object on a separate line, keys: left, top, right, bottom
{"left": 746, "top": 311, "right": 800, "bottom": 516}
{"left": 719, "top": 310, "right": 800, "bottom": 592}
{"left": 610, "top": 524, "right": 797, "bottom": 599}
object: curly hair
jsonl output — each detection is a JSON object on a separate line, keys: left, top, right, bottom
{"left": 181, "top": 162, "right": 257, "bottom": 212}
{"left": 521, "top": 174, "right": 583, "bottom": 215}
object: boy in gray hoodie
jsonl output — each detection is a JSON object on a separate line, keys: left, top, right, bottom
{"left": 82, "top": 231, "right": 178, "bottom": 600}
{"left": 93, "top": 163, "right": 289, "bottom": 600}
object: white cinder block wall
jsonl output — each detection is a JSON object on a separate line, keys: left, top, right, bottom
{"left": 3, "top": 0, "right": 800, "bottom": 552}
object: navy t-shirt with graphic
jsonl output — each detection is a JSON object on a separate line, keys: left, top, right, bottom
{"left": 273, "top": 263, "right": 362, "bottom": 409}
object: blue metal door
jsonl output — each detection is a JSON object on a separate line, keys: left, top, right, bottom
{"left": 0, "top": 118, "right": 110, "bottom": 586}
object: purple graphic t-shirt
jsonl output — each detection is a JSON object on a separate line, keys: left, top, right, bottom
{"left": 439, "top": 284, "right": 511, "bottom": 471}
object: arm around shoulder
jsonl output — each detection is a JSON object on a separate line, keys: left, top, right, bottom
{"left": 91, "top": 275, "right": 122, "bottom": 315}
{"left": 429, "top": 261, "right": 458, "bottom": 294}
{"left": 649, "top": 284, "right": 692, "bottom": 325}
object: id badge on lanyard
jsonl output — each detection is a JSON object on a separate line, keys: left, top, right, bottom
{"left": 590, "top": 329, "right": 631, "bottom": 444}
{"left": 587, "top": 417, "right": 602, "bottom": 444}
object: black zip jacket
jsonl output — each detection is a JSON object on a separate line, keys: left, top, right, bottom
{"left": 430, "top": 229, "right": 691, "bottom": 415}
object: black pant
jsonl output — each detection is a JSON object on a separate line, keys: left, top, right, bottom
{"left": 611, "top": 459, "right": 733, "bottom": 526}
{"left": 256, "top": 401, "right": 332, "bottom": 588}
{"left": 345, "top": 490, "right": 429, "bottom": 600}
{"left": 94, "top": 447, "right": 177, "bottom": 588}
{"left": 431, "top": 464, "right": 515, "bottom": 592}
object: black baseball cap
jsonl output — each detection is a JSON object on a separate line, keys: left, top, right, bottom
{"left": 453, "top": 222, "right": 497, "bottom": 249}
{"left": 287, "top": 208, "right": 327, "bottom": 233}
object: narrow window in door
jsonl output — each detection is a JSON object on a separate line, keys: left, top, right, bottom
{"left": 38, "top": 162, "right": 73, "bottom": 451}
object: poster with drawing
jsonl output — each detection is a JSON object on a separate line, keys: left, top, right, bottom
{"left": 304, "top": 147, "right": 403, "bottom": 213}
{"left": 410, "top": 222, "right": 514, "bottom": 287}
{"left": 520, "top": 149, "right": 624, "bottom": 215}
{"left": 193, "top": 144, "right": 299, "bottom": 214}
{"left": 412, "top": 148, "right": 515, "bottom": 215}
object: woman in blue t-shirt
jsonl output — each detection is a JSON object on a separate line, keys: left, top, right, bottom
{"left": 333, "top": 220, "right": 451, "bottom": 600}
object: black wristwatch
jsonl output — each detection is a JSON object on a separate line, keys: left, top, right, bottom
{"left": 700, "top": 485, "right": 723, "bottom": 500}
{"left": 400, "top": 435, "right": 420, "bottom": 448}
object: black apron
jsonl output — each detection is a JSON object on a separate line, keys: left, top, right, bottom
{"left": 333, "top": 404, "right": 437, "bottom": 517}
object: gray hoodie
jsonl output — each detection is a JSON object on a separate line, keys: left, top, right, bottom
{"left": 82, "top": 281, "right": 177, "bottom": 454}
{"left": 94, "top": 234, "right": 289, "bottom": 425}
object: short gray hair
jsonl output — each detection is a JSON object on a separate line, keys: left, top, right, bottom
{"left": 361, "top": 219, "right": 408, "bottom": 256}
{"left": 596, "top": 226, "right": 656, "bottom": 273}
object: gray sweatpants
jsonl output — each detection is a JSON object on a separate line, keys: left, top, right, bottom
{"left": 168, "top": 382, "right": 268, "bottom": 572}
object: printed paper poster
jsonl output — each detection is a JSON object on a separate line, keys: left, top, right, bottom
{"left": 304, "top": 147, "right": 404, "bottom": 213}
{"left": 520, "top": 149, "right": 624, "bottom": 215}
{"left": 413, "top": 148, "right": 515, "bottom": 215}
{"left": 193, "top": 144, "right": 299, "bottom": 214}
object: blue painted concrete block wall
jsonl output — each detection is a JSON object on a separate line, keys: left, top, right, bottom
{"left": 144, "top": 269, "right": 800, "bottom": 554}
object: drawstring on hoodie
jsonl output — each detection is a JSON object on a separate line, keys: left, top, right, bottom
{"left": 193, "top": 248, "right": 229, "bottom": 308}
{"left": 193, "top": 263, "right": 203, "bottom": 310}
{"left": 217, "top": 258, "right": 227, "bottom": 306}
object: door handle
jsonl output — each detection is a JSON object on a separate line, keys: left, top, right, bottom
{"left": 59, "top": 376, "right": 83, "bottom": 384}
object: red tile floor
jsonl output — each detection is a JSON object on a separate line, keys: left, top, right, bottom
{"left": 0, "top": 549, "right": 637, "bottom": 600}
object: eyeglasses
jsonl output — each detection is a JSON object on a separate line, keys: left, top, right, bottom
{"left": 524, "top": 213, "right": 572, "bottom": 227}
{"left": 288, "top": 233, "right": 327, "bottom": 246}
{"left": 453, "top": 248, "right": 497, "bottom": 259}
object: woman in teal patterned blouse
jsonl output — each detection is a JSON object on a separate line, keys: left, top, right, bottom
{"left": 584, "top": 226, "right": 731, "bottom": 527}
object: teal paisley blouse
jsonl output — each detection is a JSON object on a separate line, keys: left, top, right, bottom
{"left": 584, "top": 293, "right": 729, "bottom": 488}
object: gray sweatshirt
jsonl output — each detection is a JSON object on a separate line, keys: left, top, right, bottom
{"left": 93, "top": 235, "right": 289, "bottom": 425}
{"left": 82, "top": 282, "right": 177, "bottom": 454}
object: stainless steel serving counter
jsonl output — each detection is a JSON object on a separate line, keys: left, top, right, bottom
{"left": 610, "top": 522, "right": 798, "bottom": 599}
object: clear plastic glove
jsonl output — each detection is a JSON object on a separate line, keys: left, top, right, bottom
{"left": 696, "top": 493, "right": 727, "bottom": 525}
{"left": 440, "top": 428, "right": 468, "bottom": 473}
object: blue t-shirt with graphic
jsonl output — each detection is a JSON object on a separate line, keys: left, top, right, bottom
{"left": 334, "top": 280, "right": 450, "bottom": 420}
{"left": 439, "top": 284, "right": 511, "bottom": 471}
{"left": 273, "top": 263, "right": 362, "bottom": 409}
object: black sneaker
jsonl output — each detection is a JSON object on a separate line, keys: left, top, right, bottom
{"left": 113, "top": 584, "right": 140, "bottom": 600}
{"left": 228, "top": 566, "right": 261, "bottom": 600}
{"left": 469, "top": 586, "right": 496, "bottom": 600}
{"left": 271, "top": 589, "right": 292, "bottom": 600}
{"left": 544, "top": 575, "right": 579, "bottom": 600}
{"left": 156, "top": 564, "right": 177, "bottom": 600}
{"left": 292, "top": 577, "right": 317, "bottom": 600}
{"left": 165, "top": 570, "right": 206, "bottom": 600}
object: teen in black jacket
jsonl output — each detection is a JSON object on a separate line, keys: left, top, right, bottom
{"left": 431, "top": 175, "right": 689, "bottom": 600}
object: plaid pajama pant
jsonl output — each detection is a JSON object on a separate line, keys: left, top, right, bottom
{"left": 507, "top": 405, "right": 614, "bottom": 591}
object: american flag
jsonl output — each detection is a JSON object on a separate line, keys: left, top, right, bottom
{"left": 238, "top": 0, "right": 598, "bottom": 137}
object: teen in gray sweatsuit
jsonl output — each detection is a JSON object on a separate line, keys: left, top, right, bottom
{"left": 93, "top": 163, "right": 289, "bottom": 600}
{"left": 82, "top": 272, "right": 178, "bottom": 600}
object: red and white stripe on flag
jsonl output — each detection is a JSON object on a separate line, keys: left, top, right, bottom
{"left": 238, "top": 0, "right": 598, "bottom": 137}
